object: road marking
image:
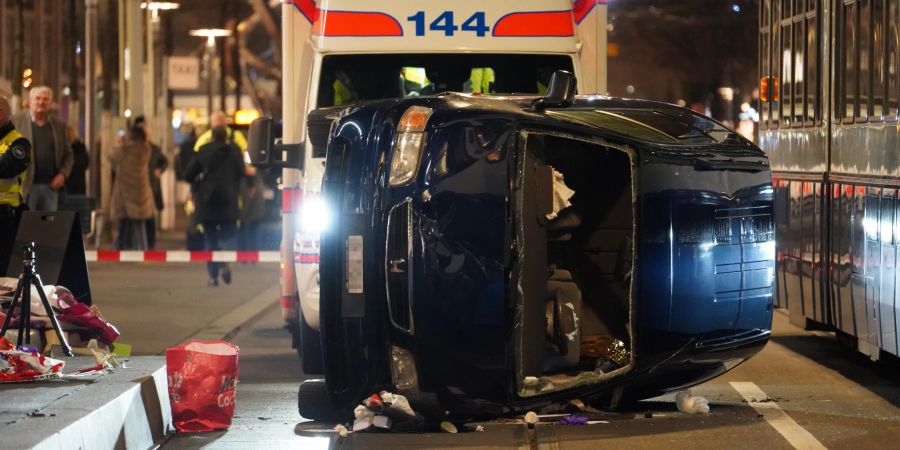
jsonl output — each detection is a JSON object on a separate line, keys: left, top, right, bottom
{"left": 730, "top": 381, "right": 827, "bottom": 450}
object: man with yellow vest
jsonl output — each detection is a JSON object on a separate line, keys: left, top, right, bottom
{"left": 0, "top": 96, "right": 32, "bottom": 273}
{"left": 194, "top": 111, "right": 248, "bottom": 156}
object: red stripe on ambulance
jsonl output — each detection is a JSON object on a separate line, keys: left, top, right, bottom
{"left": 285, "top": 0, "right": 317, "bottom": 23}
{"left": 282, "top": 188, "right": 303, "bottom": 213}
{"left": 313, "top": 11, "right": 403, "bottom": 37}
{"left": 572, "top": 0, "right": 604, "bottom": 24}
{"left": 492, "top": 11, "right": 575, "bottom": 37}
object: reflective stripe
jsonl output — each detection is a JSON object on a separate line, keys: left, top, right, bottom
{"left": 0, "top": 129, "right": 26, "bottom": 207}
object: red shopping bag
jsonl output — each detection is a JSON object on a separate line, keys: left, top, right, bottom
{"left": 166, "top": 340, "right": 239, "bottom": 432}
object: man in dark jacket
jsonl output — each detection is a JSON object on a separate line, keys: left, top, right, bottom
{"left": 184, "top": 125, "right": 245, "bottom": 286}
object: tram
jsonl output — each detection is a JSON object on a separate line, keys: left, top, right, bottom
{"left": 760, "top": 0, "right": 900, "bottom": 359}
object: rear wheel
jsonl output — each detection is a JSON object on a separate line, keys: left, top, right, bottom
{"left": 299, "top": 310, "right": 325, "bottom": 375}
{"left": 297, "top": 379, "right": 336, "bottom": 421}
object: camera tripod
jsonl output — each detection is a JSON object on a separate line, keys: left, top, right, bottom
{"left": 0, "top": 242, "right": 74, "bottom": 356}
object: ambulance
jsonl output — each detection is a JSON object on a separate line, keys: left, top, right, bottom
{"left": 268, "top": 0, "right": 608, "bottom": 373}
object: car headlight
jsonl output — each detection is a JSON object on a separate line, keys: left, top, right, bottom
{"left": 389, "top": 106, "right": 433, "bottom": 187}
{"left": 299, "top": 196, "right": 331, "bottom": 233}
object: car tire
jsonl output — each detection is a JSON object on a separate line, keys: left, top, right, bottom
{"left": 299, "top": 310, "right": 325, "bottom": 375}
{"left": 297, "top": 379, "right": 336, "bottom": 421}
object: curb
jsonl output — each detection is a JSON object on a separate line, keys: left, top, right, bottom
{"left": 0, "top": 358, "right": 171, "bottom": 450}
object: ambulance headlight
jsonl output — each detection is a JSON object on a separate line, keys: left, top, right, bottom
{"left": 299, "top": 196, "right": 331, "bottom": 233}
{"left": 389, "top": 106, "right": 433, "bottom": 187}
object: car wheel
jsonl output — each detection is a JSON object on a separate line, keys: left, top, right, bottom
{"left": 300, "top": 310, "right": 325, "bottom": 375}
{"left": 297, "top": 379, "right": 336, "bottom": 421}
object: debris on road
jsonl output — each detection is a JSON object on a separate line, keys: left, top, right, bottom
{"left": 675, "top": 390, "right": 710, "bottom": 414}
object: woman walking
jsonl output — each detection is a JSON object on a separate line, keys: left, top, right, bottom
{"left": 108, "top": 120, "right": 155, "bottom": 250}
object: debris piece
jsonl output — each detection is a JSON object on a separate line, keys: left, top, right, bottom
{"left": 354, "top": 404, "right": 374, "bottom": 420}
{"left": 334, "top": 424, "right": 349, "bottom": 438}
{"left": 353, "top": 415, "right": 391, "bottom": 431}
{"left": 675, "top": 390, "right": 710, "bottom": 414}
{"left": 566, "top": 399, "right": 587, "bottom": 413}
{"left": 559, "top": 415, "right": 588, "bottom": 425}
{"left": 524, "top": 411, "right": 539, "bottom": 425}
{"left": 380, "top": 391, "right": 415, "bottom": 416}
{"left": 475, "top": 425, "right": 485, "bottom": 432}
{"left": 440, "top": 421, "right": 458, "bottom": 433}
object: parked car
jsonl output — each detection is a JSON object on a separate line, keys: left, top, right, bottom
{"left": 250, "top": 72, "right": 775, "bottom": 421}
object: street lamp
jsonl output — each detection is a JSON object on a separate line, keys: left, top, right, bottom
{"left": 142, "top": 1, "right": 180, "bottom": 19}
{"left": 189, "top": 28, "right": 232, "bottom": 119}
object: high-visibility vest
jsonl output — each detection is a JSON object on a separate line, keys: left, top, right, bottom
{"left": 194, "top": 127, "right": 248, "bottom": 152}
{"left": 0, "top": 129, "right": 27, "bottom": 207}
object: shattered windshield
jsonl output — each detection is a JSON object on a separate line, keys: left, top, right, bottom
{"left": 317, "top": 53, "right": 574, "bottom": 107}
{"left": 547, "top": 108, "right": 742, "bottom": 145}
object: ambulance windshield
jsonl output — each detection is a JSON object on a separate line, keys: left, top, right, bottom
{"left": 317, "top": 53, "right": 574, "bottom": 107}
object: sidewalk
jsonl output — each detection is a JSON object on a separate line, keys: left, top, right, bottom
{"left": 0, "top": 251, "right": 282, "bottom": 448}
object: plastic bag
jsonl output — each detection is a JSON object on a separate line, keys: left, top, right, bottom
{"left": 166, "top": 340, "right": 239, "bottom": 432}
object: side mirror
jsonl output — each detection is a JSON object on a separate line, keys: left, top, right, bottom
{"left": 532, "top": 70, "right": 577, "bottom": 111}
{"left": 247, "top": 117, "right": 304, "bottom": 170}
{"left": 247, "top": 117, "right": 274, "bottom": 167}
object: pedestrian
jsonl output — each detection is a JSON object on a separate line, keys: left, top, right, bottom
{"left": 238, "top": 172, "right": 267, "bottom": 251}
{"left": 12, "top": 86, "right": 73, "bottom": 211}
{"left": 184, "top": 123, "right": 246, "bottom": 287}
{"left": 64, "top": 125, "right": 89, "bottom": 196}
{"left": 0, "top": 96, "right": 31, "bottom": 273}
{"left": 133, "top": 116, "right": 168, "bottom": 249}
{"left": 175, "top": 123, "right": 196, "bottom": 181}
{"left": 108, "top": 119, "right": 155, "bottom": 250}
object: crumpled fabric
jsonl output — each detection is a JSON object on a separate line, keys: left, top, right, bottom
{"left": 57, "top": 302, "right": 120, "bottom": 345}
{"left": 0, "top": 337, "right": 64, "bottom": 382}
{"left": 0, "top": 277, "right": 60, "bottom": 316}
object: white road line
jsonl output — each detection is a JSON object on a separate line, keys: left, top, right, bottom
{"left": 730, "top": 381, "right": 827, "bottom": 450}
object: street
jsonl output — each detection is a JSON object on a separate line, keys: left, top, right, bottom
{"left": 90, "top": 262, "right": 899, "bottom": 449}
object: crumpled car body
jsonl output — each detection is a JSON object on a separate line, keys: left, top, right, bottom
{"left": 315, "top": 94, "right": 775, "bottom": 420}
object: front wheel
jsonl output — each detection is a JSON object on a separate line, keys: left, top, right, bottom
{"left": 299, "top": 310, "right": 325, "bottom": 375}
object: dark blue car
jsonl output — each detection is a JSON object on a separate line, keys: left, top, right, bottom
{"left": 251, "top": 73, "right": 775, "bottom": 422}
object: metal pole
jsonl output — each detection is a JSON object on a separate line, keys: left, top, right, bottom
{"left": 126, "top": 0, "right": 144, "bottom": 117}
{"left": 598, "top": 2, "right": 608, "bottom": 94}
{"left": 85, "top": 0, "right": 98, "bottom": 197}
{"left": 206, "top": 38, "right": 213, "bottom": 118}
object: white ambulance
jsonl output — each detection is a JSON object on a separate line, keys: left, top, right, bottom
{"left": 268, "top": 0, "right": 608, "bottom": 372}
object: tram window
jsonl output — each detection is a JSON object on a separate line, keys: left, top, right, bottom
{"left": 773, "top": 6, "right": 782, "bottom": 126}
{"left": 890, "top": 0, "right": 899, "bottom": 116}
{"left": 873, "top": 0, "right": 886, "bottom": 118}
{"left": 860, "top": 0, "right": 872, "bottom": 121}
{"left": 793, "top": 15, "right": 805, "bottom": 124}
{"left": 840, "top": 2, "right": 859, "bottom": 122}
{"left": 781, "top": 19, "right": 793, "bottom": 125}
{"left": 806, "top": 5, "right": 819, "bottom": 124}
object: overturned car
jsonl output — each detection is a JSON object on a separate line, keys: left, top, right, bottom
{"left": 253, "top": 72, "right": 775, "bottom": 421}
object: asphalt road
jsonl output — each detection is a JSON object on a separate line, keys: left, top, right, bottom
{"left": 155, "top": 298, "right": 900, "bottom": 449}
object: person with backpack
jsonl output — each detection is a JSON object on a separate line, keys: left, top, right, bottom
{"left": 183, "top": 124, "right": 246, "bottom": 287}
